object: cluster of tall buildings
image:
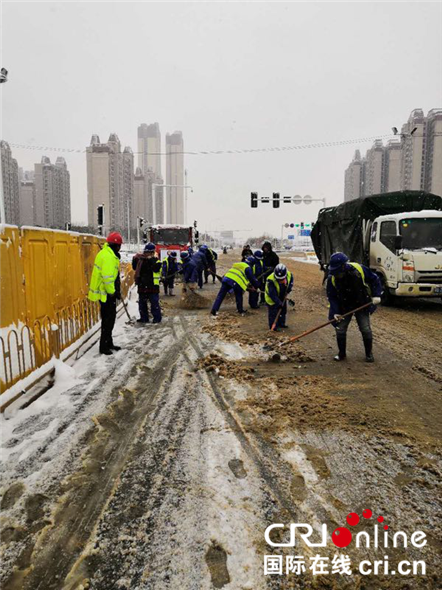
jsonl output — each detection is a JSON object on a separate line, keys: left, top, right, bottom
{"left": 1, "top": 140, "right": 71, "bottom": 228}
{"left": 344, "top": 108, "right": 442, "bottom": 202}
{"left": 86, "top": 123, "right": 185, "bottom": 236}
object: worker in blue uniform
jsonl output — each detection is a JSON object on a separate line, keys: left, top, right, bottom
{"left": 211, "top": 258, "right": 260, "bottom": 316}
{"left": 249, "top": 250, "right": 264, "bottom": 309}
{"left": 265, "top": 264, "right": 294, "bottom": 330}
{"left": 162, "top": 251, "right": 179, "bottom": 296}
{"left": 326, "top": 252, "right": 382, "bottom": 362}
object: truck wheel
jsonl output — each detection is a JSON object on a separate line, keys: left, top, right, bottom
{"left": 380, "top": 278, "right": 396, "bottom": 306}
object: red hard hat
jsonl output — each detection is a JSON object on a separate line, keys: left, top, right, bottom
{"left": 106, "top": 232, "right": 123, "bottom": 245}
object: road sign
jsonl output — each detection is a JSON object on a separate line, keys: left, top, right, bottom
{"left": 300, "top": 229, "right": 311, "bottom": 237}
{"left": 288, "top": 234, "right": 295, "bottom": 239}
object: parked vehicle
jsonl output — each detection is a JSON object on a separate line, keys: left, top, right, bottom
{"left": 149, "top": 224, "right": 198, "bottom": 260}
{"left": 311, "top": 191, "right": 442, "bottom": 303}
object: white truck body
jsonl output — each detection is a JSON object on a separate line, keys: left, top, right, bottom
{"left": 364, "top": 210, "right": 442, "bottom": 298}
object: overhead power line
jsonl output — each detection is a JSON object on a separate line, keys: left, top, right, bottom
{"left": 5, "top": 134, "right": 398, "bottom": 156}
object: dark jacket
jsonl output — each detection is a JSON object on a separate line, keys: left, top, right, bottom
{"left": 241, "top": 246, "right": 253, "bottom": 261}
{"left": 262, "top": 246, "right": 279, "bottom": 273}
{"left": 132, "top": 254, "right": 162, "bottom": 293}
{"left": 326, "top": 263, "right": 382, "bottom": 319}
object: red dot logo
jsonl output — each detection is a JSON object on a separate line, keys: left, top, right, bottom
{"left": 346, "top": 512, "right": 360, "bottom": 527}
{"left": 362, "top": 509, "right": 373, "bottom": 519}
{"left": 384, "top": 525, "right": 389, "bottom": 530}
{"left": 377, "top": 516, "right": 384, "bottom": 523}
{"left": 332, "top": 527, "right": 352, "bottom": 548}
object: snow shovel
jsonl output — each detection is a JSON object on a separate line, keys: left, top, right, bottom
{"left": 121, "top": 298, "right": 135, "bottom": 324}
{"left": 270, "top": 294, "right": 289, "bottom": 331}
{"left": 280, "top": 301, "right": 373, "bottom": 346}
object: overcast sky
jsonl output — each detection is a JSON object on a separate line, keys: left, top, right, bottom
{"left": 2, "top": 2, "right": 441, "bottom": 239}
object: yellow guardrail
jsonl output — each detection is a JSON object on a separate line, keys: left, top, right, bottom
{"left": 0, "top": 226, "right": 134, "bottom": 394}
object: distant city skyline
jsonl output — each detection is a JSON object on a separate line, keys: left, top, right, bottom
{"left": 1, "top": 140, "right": 71, "bottom": 228}
{"left": 344, "top": 108, "right": 442, "bottom": 202}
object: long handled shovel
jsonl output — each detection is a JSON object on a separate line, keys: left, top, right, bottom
{"left": 280, "top": 302, "right": 372, "bottom": 346}
{"left": 271, "top": 294, "right": 289, "bottom": 331}
{"left": 121, "top": 298, "right": 135, "bottom": 324}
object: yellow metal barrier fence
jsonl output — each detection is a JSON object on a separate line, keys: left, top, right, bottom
{"left": 1, "top": 226, "right": 134, "bottom": 394}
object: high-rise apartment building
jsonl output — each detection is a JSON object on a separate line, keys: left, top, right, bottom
{"left": 364, "top": 139, "right": 384, "bottom": 197}
{"left": 166, "top": 131, "right": 184, "bottom": 224}
{"left": 86, "top": 134, "right": 134, "bottom": 235}
{"left": 34, "top": 156, "right": 71, "bottom": 228}
{"left": 423, "top": 108, "right": 442, "bottom": 197}
{"left": 400, "top": 109, "right": 426, "bottom": 191}
{"left": 344, "top": 150, "right": 363, "bottom": 202}
{"left": 383, "top": 139, "right": 402, "bottom": 193}
{"left": 138, "top": 123, "right": 161, "bottom": 178}
{"left": 1, "top": 140, "right": 20, "bottom": 225}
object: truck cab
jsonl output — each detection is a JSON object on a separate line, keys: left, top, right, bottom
{"left": 367, "top": 210, "right": 442, "bottom": 300}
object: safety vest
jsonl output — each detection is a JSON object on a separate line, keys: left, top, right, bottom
{"left": 88, "top": 243, "right": 120, "bottom": 302}
{"left": 224, "top": 262, "right": 250, "bottom": 292}
{"left": 253, "top": 259, "right": 264, "bottom": 277}
{"left": 331, "top": 262, "right": 371, "bottom": 295}
{"left": 265, "top": 271, "right": 292, "bottom": 306}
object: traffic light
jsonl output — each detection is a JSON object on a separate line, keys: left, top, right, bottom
{"left": 97, "top": 205, "right": 104, "bottom": 226}
{"left": 251, "top": 192, "right": 258, "bottom": 208}
{"left": 272, "top": 192, "right": 280, "bottom": 209}
{"left": 300, "top": 222, "right": 304, "bottom": 229}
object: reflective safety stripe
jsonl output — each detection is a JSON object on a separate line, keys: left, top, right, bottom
{"left": 94, "top": 264, "right": 102, "bottom": 271}
{"left": 332, "top": 263, "right": 371, "bottom": 295}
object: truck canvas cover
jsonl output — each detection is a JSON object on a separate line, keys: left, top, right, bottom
{"left": 311, "top": 191, "right": 442, "bottom": 265}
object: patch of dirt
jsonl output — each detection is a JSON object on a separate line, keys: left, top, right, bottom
{"left": 205, "top": 542, "right": 231, "bottom": 589}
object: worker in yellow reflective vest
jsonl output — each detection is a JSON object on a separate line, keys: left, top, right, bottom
{"left": 132, "top": 243, "right": 163, "bottom": 324}
{"left": 88, "top": 232, "right": 122, "bottom": 355}
{"left": 210, "top": 257, "right": 260, "bottom": 316}
{"left": 265, "top": 264, "right": 294, "bottom": 330}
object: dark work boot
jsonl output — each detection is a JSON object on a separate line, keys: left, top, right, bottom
{"left": 334, "top": 335, "right": 347, "bottom": 361}
{"left": 363, "top": 337, "right": 374, "bottom": 363}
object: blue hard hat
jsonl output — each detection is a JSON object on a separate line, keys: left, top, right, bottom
{"left": 328, "top": 252, "right": 349, "bottom": 274}
{"left": 200, "top": 244, "right": 208, "bottom": 251}
{"left": 144, "top": 242, "right": 156, "bottom": 252}
{"left": 274, "top": 264, "right": 287, "bottom": 279}
{"left": 180, "top": 251, "right": 190, "bottom": 260}
{"left": 254, "top": 250, "right": 263, "bottom": 260}
{"left": 246, "top": 256, "right": 255, "bottom": 266}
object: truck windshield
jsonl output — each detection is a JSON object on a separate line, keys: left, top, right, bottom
{"left": 152, "top": 228, "right": 190, "bottom": 245}
{"left": 399, "top": 218, "right": 442, "bottom": 250}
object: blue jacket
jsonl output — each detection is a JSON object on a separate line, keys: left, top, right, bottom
{"left": 327, "top": 263, "right": 382, "bottom": 319}
{"left": 181, "top": 259, "right": 199, "bottom": 283}
{"left": 192, "top": 250, "right": 208, "bottom": 271}
{"left": 266, "top": 275, "right": 293, "bottom": 307}
{"left": 162, "top": 256, "right": 179, "bottom": 278}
